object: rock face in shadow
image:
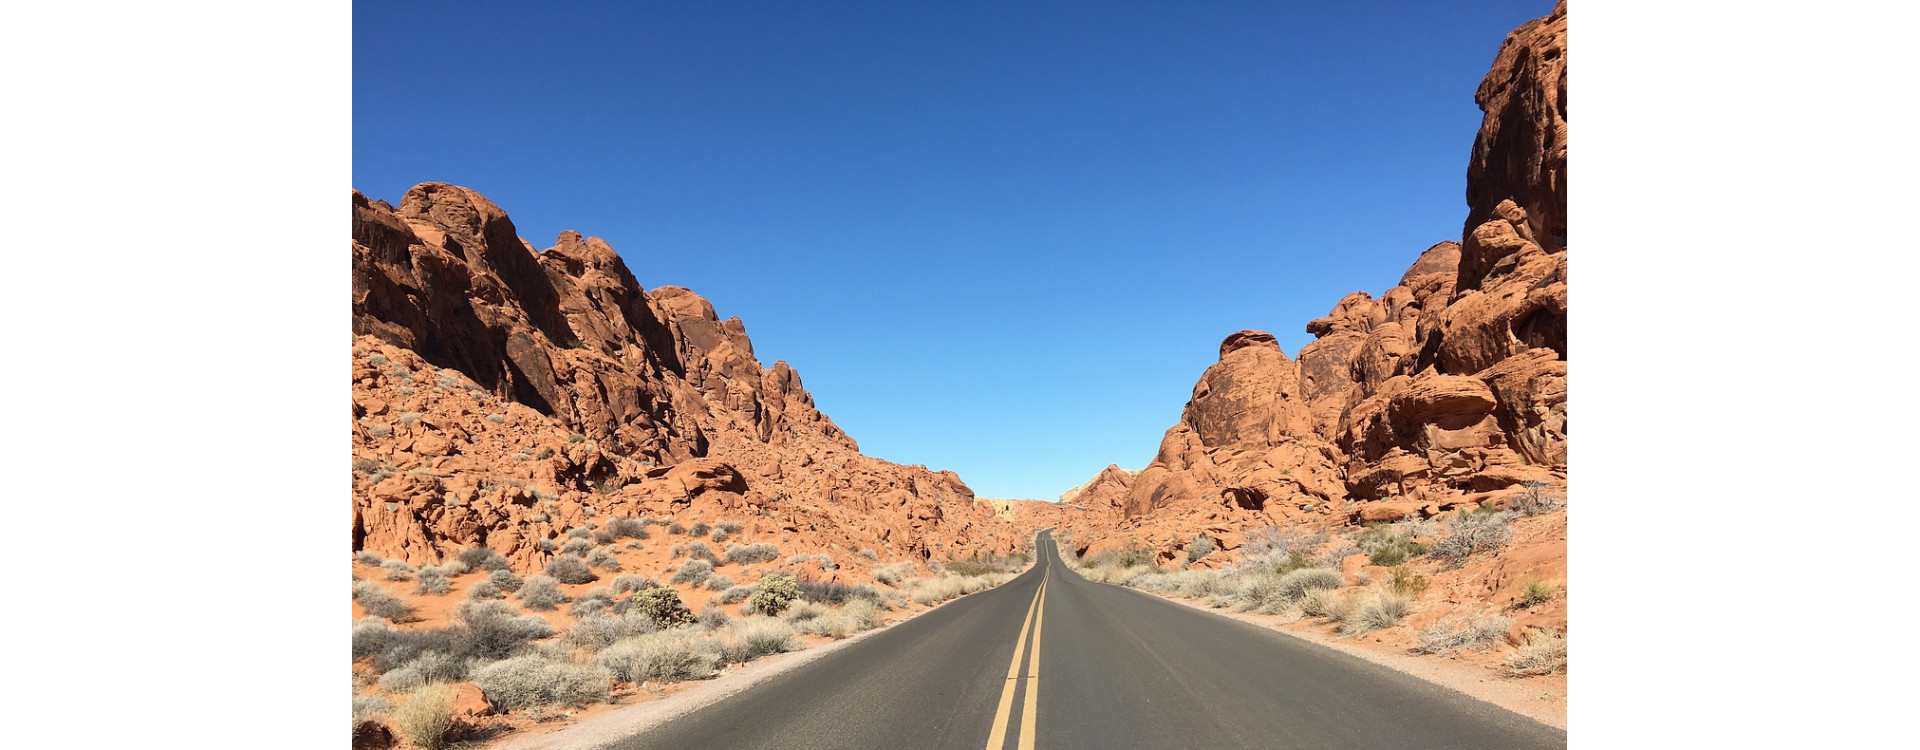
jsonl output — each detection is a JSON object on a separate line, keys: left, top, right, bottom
{"left": 1056, "top": 1, "right": 1568, "bottom": 560}
{"left": 352, "top": 185, "right": 1018, "bottom": 571}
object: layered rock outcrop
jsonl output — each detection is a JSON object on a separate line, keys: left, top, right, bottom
{"left": 352, "top": 185, "right": 1019, "bottom": 571}
{"left": 1056, "top": 1, "right": 1568, "bottom": 560}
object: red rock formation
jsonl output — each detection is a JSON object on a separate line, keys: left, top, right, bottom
{"left": 352, "top": 185, "right": 1019, "bottom": 572}
{"left": 1055, "top": 1, "right": 1569, "bottom": 560}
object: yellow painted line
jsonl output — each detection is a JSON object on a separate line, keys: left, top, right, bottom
{"left": 986, "top": 569, "right": 1047, "bottom": 750}
{"left": 1018, "top": 574, "right": 1047, "bottom": 750}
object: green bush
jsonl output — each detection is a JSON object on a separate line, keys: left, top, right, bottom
{"left": 1357, "top": 526, "right": 1428, "bottom": 567}
{"left": 629, "top": 587, "right": 695, "bottom": 628}
{"left": 746, "top": 574, "right": 799, "bottom": 615}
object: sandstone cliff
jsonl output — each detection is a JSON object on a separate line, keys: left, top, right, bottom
{"left": 1054, "top": 1, "right": 1568, "bottom": 562}
{"left": 351, "top": 185, "right": 1020, "bottom": 573}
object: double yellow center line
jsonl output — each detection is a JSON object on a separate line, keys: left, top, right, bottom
{"left": 986, "top": 560, "right": 1049, "bottom": 749}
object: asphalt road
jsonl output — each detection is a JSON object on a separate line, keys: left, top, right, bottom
{"left": 607, "top": 530, "right": 1567, "bottom": 750}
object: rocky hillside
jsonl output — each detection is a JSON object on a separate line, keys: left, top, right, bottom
{"left": 351, "top": 185, "right": 1021, "bottom": 575}
{"left": 1053, "top": 1, "right": 1567, "bottom": 565}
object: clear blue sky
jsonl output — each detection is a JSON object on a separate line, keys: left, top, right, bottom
{"left": 354, "top": 0, "right": 1551, "bottom": 500}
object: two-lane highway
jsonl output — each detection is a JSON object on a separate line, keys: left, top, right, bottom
{"left": 608, "top": 531, "right": 1566, "bottom": 749}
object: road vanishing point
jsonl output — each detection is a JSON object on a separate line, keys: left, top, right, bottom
{"left": 608, "top": 530, "right": 1567, "bottom": 750}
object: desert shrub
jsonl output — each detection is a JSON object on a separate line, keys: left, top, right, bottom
{"left": 1316, "top": 545, "right": 1363, "bottom": 569}
{"left": 352, "top": 618, "right": 400, "bottom": 659}
{"left": 1300, "top": 588, "right": 1348, "bottom": 619}
{"left": 717, "top": 521, "right": 744, "bottom": 534}
{"left": 351, "top": 694, "right": 390, "bottom": 732}
{"left": 1186, "top": 535, "right": 1216, "bottom": 563}
{"left": 585, "top": 547, "right": 622, "bottom": 572}
{"left": 394, "top": 684, "right": 458, "bottom": 750}
{"left": 1512, "top": 481, "right": 1565, "bottom": 516}
{"left": 873, "top": 563, "right": 913, "bottom": 586}
{"left": 517, "top": 575, "right": 569, "bottom": 611}
{"left": 1506, "top": 629, "right": 1567, "bottom": 675}
{"left": 567, "top": 525, "right": 593, "bottom": 540}
{"left": 747, "top": 574, "right": 799, "bottom": 615}
{"left": 368, "top": 353, "right": 389, "bottom": 365}
{"left": 571, "top": 588, "right": 617, "bottom": 617}
{"left": 1274, "top": 567, "right": 1344, "bottom": 602}
{"left": 353, "top": 581, "right": 415, "bottom": 621}
{"left": 355, "top": 550, "right": 384, "bottom": 566}
{"left": 907, "top": 575, "right": 963, "bottom": 604}
{"left": 457, "top": 599, "right": 556, "bottom": 659}
{"left": 488, "top": 569, "right": 524, "bottom": 593}
{"left": 671, "top": 559, "right": 714, "bottom": 586}
{"left": 1270, "top": 551, "right": 1322, "bottom": 575}
{"left": 706, "top": 574, "right": 735, "bottom": 591}
{"left": 667, "top": 522, "right": 687, "bottom": 535}
{"left": 840, "top": 599, "right": 885, "bottom": 631}
{"left": 796, "top": 578, "right": 882, "bottom": 606}
{"left": 559, "top": 538, "right": 594, "bottom": 557}
{"left": 857, "top": 548, "right": 879, "bottom": 561}
{"left": 683, "top": 541, "right": 716, "bottom": 561}
{"left": 1433, "top": 510, "right": 1516, "bottom": 566}
{"left": 599, "top": 629, "right": 723, "bottom": 682}
{"left": 378, "top": 650, "right": 467, "bottom": 692}
{"left": 724, "top": 543, "right": 780, "bottom": 565}
{"left": 414, "top": 567, "right": 452, "bottom": 595}
{"left": 467, "top": 580, "right": 503, "bottom": 600}
{"left": 944, "top": 554, "right": 1016, "bottom": 577}
{"left": 486, "top": 414, "right": 505, "bottom": 424}
{"left": 1244, "top": 527, "right": 1327, "bottom": 558}
{"left": 1340, "top": 590, "right": 1414, "bottom": 636}
{"left": 611, "top": 574, "right": 656, "bottom": 595}
{"left": 1414, "top": 613, "right": 1512, "bottom": 655}
{"left": 727, "top": 616, "right": 800, "bottom": 661}
{"left": 382, "top": 560, "right": 415, "bottom": 581}
{"left": 1357, "top": 526, "right": 1428, "bottom": 567}
{"left": 690, "top": 522, "right": 711, "bottom": 537}
{"left": 1389, "top": 567, "right": 1429, "bottom": 597}
{"left": 545, "top": 555, "right": 598, "bottom": 585}
{"left": 697, "top": 605, "right": 731, "bottom": 630}
{"left": 472, "top": 655, "right": 612, "bottom": 709}
{"left": 718, "top": 585, "right": 753, "bottom": 604}
{"left": 565, "top": 613, "right": 647, "bottom": 651}
{"left": 1519, "top": 579, "right": 1557, "bottom": 608}
{"left": 629, "top": 587, "right": 696, "bottom": 628}
{"left": 711, "top": 528, "right": 730, "bottom": 543}
{"left": 602, "top": 517, "right": 648, "bottom": 540}
{"left": 535, "top": 447, "right": 554, "bottom": 460}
